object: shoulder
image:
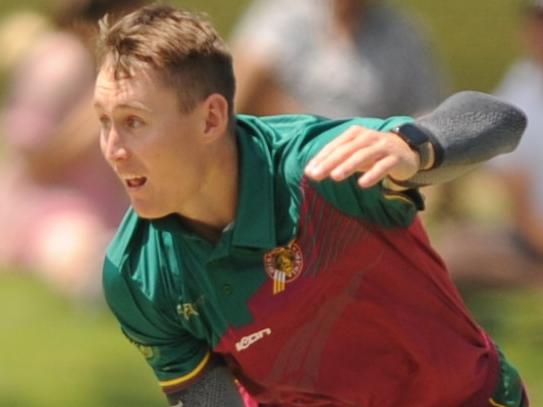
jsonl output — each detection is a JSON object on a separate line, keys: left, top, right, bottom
{"left": 236, "top": 113, "right": 408, "bottom": 157}
{"left": 237, "top": 114, "right": 329, "bottom": 141}
{"left": 236, "top": 114, "right": 410, "bottom": 187}
{"left": 237, "top": 113, "right": 387, "bottom": 140}
{"left": 103, "top": 209, "right": 148, "bottom": 304}
{"left": 103, "top": 209, "right": 175, "bottom": 308}
{"left": 104, "top": 208, "right": 147, "bottom": 266}
{"left": 236, "top": 113, "right": 341, "bottom": 166}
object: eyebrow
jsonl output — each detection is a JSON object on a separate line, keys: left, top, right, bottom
{"left": 93, "top": 101, "right": 153, "bottom": 113}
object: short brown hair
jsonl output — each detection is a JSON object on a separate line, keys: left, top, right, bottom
{"left": 96, "top": 3, "right": 235, "bottom": 115}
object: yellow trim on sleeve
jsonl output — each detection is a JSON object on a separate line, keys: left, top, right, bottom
{"left": 383, "top": 192, "right": 414, "bottom": 205}
{"left": 489, "top": 398, "right": 507, "bottom": 407}
{"left": 159, "top": 351, "right": 211, "bottom": 388}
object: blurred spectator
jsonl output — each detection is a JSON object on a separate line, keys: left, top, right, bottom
{"left": 0, "top": 11, "right": 50, "bottom": 77}
{"left": 435, "top": 0, "right": 543, "bottom": 288}
{"left": 0, "top": 0, "right": 145, "bottom": 301}
{"left": 231, "top": 0, "right": 448, "bottom": 117}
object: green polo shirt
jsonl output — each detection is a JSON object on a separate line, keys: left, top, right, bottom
{"left": 102, "top": 113, "right": 419, "bottom": 394}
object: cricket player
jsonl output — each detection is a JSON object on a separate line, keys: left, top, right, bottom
{"left": 93, "top": 4, "right": 529, "bottom": 406}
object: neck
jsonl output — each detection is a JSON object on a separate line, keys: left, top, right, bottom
{"left": 178, "top": 132, "right": 239, "bottom": 242}
{"left": 178, "top": 217, "right": 229, "bottom": 244}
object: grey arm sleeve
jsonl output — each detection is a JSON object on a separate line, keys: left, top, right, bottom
{"left": 166, "top": 364, "right": 245, "bottom": 407}
{"left": 405, "top": 90, "right": 527, "bottom": 186}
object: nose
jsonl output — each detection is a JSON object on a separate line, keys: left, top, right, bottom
{"left": 102, "top": 126, "right": 129, "bottom": 162}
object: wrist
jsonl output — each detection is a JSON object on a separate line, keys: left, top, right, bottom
{"left": 391, "top": 122, "right": 435, "bottom": 171}
{"left": 382, "top": 176, "right": 411, "bottom": 191}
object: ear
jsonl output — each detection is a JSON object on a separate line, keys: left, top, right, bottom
{"left": 202, "top": 93, "right": 230, "bottom": 141}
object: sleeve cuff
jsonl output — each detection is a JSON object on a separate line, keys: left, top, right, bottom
{"left": 159, "top": 351, "right": 213, "bottom": 394}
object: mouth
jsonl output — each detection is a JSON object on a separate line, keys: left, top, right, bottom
{"left": 122, "top": 175, "right": 147, "bottom": 189}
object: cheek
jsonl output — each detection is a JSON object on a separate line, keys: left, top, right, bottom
{"left": 159, "top": 148, "right": 203, "bottom": 186}
{"left": 99, "top": 134, "right": 113, "bottom": 165}
{"left": 146, "top": 143, "right": 183, "bottom": 174}
{"left": 99, "top": 136, "right": 107, "bottom": 156}
{"left": 144, "top": 120, "right": 204, "bottom": 172}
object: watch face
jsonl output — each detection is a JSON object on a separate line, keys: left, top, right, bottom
{"left": 398, "top": 123, "right": 429, "bottom": 146}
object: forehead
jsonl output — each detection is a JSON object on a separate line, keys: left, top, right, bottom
{"left": 94, "top": 63, "right": 175, "bottom": 109}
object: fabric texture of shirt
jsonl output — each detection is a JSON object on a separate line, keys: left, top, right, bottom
{"left": 103, "top": 114, "right": 499, "bottom": 406}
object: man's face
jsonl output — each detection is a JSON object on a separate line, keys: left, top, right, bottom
{"left": 94, "top": 64, "right": 208, "bottom": 219}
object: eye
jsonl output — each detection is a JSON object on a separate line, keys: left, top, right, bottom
{"left": 126, "top": 115, "right": 144, "bottom": 130}
{"left": 99, "top": 115, "right": 111, "bottom": 129}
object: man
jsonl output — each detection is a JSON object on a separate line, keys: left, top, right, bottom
{"left": 93, "top": 4, "right": 529, "bottom": 406}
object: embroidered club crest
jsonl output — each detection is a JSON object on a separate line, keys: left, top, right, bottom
{"left": 264, "top": 242, "right": 303, "bottom": 294}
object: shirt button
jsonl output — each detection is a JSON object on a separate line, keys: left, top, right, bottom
{"left": 222, "top": 284, "right": 233, "bottom": 295}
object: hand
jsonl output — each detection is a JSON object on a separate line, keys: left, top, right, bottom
{"left": 304, "top": 125, "right": 420, "bottom": 188}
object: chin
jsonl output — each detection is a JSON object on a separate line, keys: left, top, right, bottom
{"left": 131, "top": 203, "right": 169, "bottom": 220}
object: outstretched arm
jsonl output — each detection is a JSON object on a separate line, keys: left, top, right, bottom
{"left": 305, "top": 91, "right": 527, "bottom": 189}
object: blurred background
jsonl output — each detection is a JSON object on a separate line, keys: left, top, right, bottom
{"left": 0, "top": 0, "right": 541, "bottom": 406}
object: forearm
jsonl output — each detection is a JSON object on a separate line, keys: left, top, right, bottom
{"left": 396, "top": 91, "right": 527, "bottom": 187}
{"left": 166, "top": 364, "right": 245, "bottom": 407}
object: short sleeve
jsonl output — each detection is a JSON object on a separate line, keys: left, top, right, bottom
{"left": 295, "top": 116, "right": 422, "bottom": 227}
{"left": 103, "top": 256, "right": 212, "bottom": 394}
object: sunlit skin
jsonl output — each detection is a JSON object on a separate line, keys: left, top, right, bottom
{"left": 93, "top": 61, "right": 238, "bottom": 240}
{"left": 304, "top": 125, "right": 422, "bottom": 188}
{"left": 93, "top": 58, "right": 421, "bottom": 241}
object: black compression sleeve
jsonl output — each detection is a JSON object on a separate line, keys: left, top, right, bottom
{"left": 166, "top": 364, "right": 245, "bottom": 407}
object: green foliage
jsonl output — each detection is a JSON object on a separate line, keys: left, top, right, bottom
{"left": 0, "top": 273, "right": 164, "bottom": 407}
{"left": 392, "top": 0, "right": 521, "bottom": 92}
{"left": 463, "top": 287, "right": 543, "bottom": 404}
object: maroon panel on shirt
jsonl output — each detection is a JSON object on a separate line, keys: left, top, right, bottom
{"left": 215, "top": 183, "right": 499, "bottom": 406}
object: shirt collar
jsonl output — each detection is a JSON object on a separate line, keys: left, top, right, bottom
{"left": 231, "top": 118, "right": 277, "bottom": 249}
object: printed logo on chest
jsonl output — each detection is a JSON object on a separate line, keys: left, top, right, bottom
{"left": 263, "top": 241, "right": 304, "bottom": 295}
{"left": 235, "top": 328, "right": 272, "bottom": 352}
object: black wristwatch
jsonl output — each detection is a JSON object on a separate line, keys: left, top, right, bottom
{"left": 391, "top": 122, "right": 434, "bottom": 170}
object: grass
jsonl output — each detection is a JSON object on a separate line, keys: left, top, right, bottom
{"left": 0, "top": 270, "right": 541, "bottom": 406}
{"left": 0, "top": 271, "right": 164, "bottom": 407}
{"left": 393, "top": 0, "right": 520, "bottom": 92}
{"left": 462, "top": 286, "right": 543, "bottom": 404}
